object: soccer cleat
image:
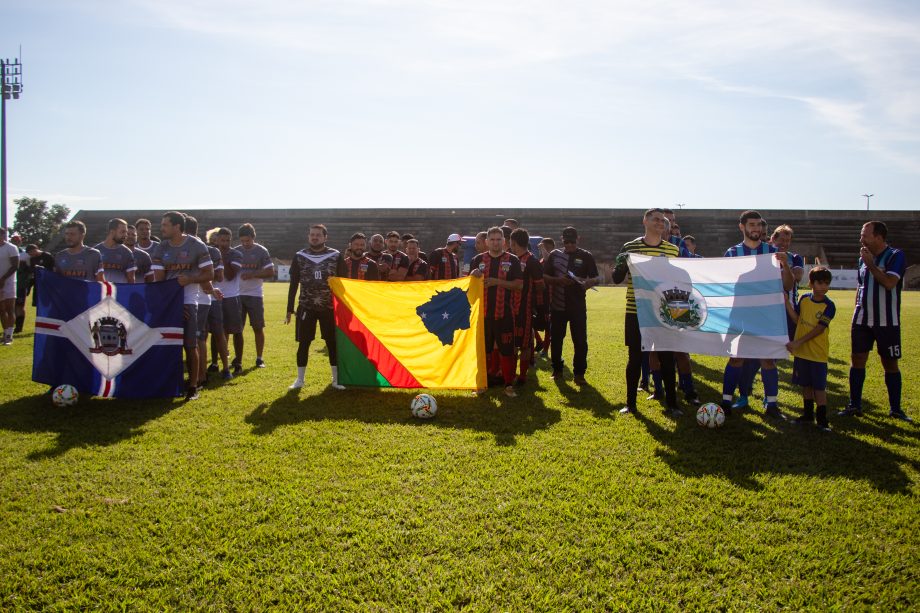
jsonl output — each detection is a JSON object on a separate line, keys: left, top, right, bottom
{"left": 207, "top": 363, "right": 219, "bottom": 373}
{"left": 288, "top": 379, "right": 304, "bottom": 390}
{"left": 331, "top": 381, "right": 346, "bottom": 390}
{"left": 684, "top": 392, "right": 701, "bottom": 405}
{"left": 551, "top": 369, "right": 563, "bottom": 381}
{"left": 647, "top": 390, "right": 662, "bottom": 401}
{"left": 889, "top": 410, "right": 913, "bottom": 422}
{"left": 793, "top": 409, "right": 815, "bottom": 425}
{"left": 232, "top": 363, "right": 243, "bottom": 376}
{"left": 573, "top": 375, "right": 587, "bottom": 386}
{"left": 619, "top": 406, "right": 636, "bottom": 415}
{"left": 837, "top": 404, "right": 863, "bottom": 417}
{"left": 764, "top": 405, "right": 786, "bottom": 421}
{"left": 816, "top": 422, "right": 832, "bottom": 432}
{"left": 664, "top": 406, "right": 683, "bottom": 418}
{"left": 184, "top": 386, "right": 199, "bottom": 401}
{"left": 638, "top": 380, "right": 649, "bottom": 392}
{"left": 731, "top": 395, "right": 749, "bottom": 410}
{"left": 221, "top": 369, "right": 233, "bottom": 380}
{"left": 504, "top": 385, "right": 517, "bottom": 398}
{"left": 255, "top": 358, "right": 266, "bottom": 368}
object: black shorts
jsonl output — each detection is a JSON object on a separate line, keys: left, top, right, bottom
{"left": 221, "top": 296, "right": 243, "bottom": 335}
{"left": 851, "top": 324, "right": 901, "bottom": 360}
{"left": 295, "top": 307, "right": 335, "bottom": 344}
{"left": 195, "top": 304, "right": 210, "bottom": 342}
{"left": 625, "top": 312, "right": 641, "bottom": 348}
{"left": 182, "top": 304, "right": 199, "bottom": 349}
{"left": 207, "top": 298, "right": 224, "bottom": 335}
{"left": 485, "top": 316, "right": 515, "bottom": 356}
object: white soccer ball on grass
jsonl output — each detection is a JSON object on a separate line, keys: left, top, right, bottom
{"left": 411, "top": 393, "right": 438, "bottom": 419}
{"left": 52, "top": 384, "right": 79, "bottom": 408}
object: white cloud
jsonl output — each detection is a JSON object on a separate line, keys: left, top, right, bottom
{"left": 122, "top": 0, "right": 920, "bottom": 171}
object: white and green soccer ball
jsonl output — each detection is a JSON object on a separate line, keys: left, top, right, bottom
{"left": 696, "top": 402, "right": 725, "bottom": 428}
{"left": 411, "top": 393, "right": 438, "bottom": 419}
{"left": 52, "top": 384, "right": 79, "bottom": 408}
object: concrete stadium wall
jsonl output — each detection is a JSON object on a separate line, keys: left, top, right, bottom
{"left": 69, "top": 208, "right": 920, "bottom": 273}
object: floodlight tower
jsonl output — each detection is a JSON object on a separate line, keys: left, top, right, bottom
{"left": 1, "top": 54, "right": 23, "bottom": 230}
{"left": 861, "top": 193, "right": 873, "bottom": 211}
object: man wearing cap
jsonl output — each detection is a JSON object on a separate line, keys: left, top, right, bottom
{"left": 429, "top": 234, "right": 461, "bottom": 280}
{"left": 542, "top": 226, "right": 600, "bottom": 385}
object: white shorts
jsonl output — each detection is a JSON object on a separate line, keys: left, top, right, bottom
{"left": 0, "top": 276, "right": 15, "bottom": 301}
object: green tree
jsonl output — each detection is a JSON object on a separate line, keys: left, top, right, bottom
{"left": 12, "top": 197, "right": 71, "bottom": 247}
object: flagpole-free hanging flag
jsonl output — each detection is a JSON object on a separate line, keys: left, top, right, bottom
{"left": 330, "top": 276, "right": 487, "bottom": 389}
{"left": 627, "top": 253, "right": 789, "bottom": 359}
{"left": 32, "top": 268, "right": 186, "bottom": 398}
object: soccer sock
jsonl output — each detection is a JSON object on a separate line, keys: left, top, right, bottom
{"left": 679, "top": 372, "right": 695, "bottom": 394}
{"left": 817, "top": 405, "right": 828, "bottom": 425}
{"left": 885, "top": 371, "right": 902, "bottom": 412}
{"left": 762, "top": 367, "right": 779, "bottom": 406}
{"left": 722, "top": 364, "right": 742, "bottom": 402}
{"left": 802, "top": 399, "right": 814, "bottom": 419}
{"left": 849, "top": 367, "right": 866, "bottom": 408}
{"left": 500, "top": 356, "right": 515, "bottom": 386}
{"left": 640, "top": 353, "right": 650, "bottom": 384}
{"left": 14, "top": 315, "right": 24, "bottom": 332}
{"left": 519, "top": 356, "right": 530, "bottom": 379}
{"left": 489, "top": 349, "right": 500, "bottom": 375}
{"left": 651, "top": 369, "right": 662, "bottom": 393}
{"left": 296, "top": 366, "right": 305, "bottom": 381}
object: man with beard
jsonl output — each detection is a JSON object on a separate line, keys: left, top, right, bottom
{"left": 336, "top": 233, "right": 379, "bottom": 280}
{"left": 150, "top": 212, "right": 214, "bottom": 401}
{"left": 95, "top": 218, "right": 137, "bottom": 284}
{"left": 286, "top": 224, "right": 343, "bottom": 390}
{"left": 720, "top": 210, "right": 793, "bottom": 419}
{"left": 125, "top": 224, "right": 154, "bottom": 282}
{"left": 429, "top": 233, "right": 461, "bottom": 280}
{"left": 54, "top": 221, "right": 104, "bottom": 282}
{"left": 384, "top": 231, "right": 409, "bottom": 281}
{"left": 366, "top": 233, "right": 393, "bottom": 280}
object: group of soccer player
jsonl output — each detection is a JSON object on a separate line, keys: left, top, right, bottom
{"left": 28, "top": 213, "right": 275, "bottom": 400}
{"left": 613, "top": 207, "right": 911, "bottom": 427}
{"left": 2, "top": 207, "right": 910, "bottom": 423}
{"left": 285, "top": 219, "right": 599, "bottom": 398}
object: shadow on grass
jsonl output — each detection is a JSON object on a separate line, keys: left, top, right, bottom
{"left": 245, "top": 385, "right": 561, "bottom": 447}
{"left": 633, "top": 406, "right": 918, "bottom": 493}
{"left": 0, "top": 394, "right": 181, "bottom": 460}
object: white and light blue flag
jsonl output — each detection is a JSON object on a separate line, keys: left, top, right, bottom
{"left": 627, "top": 253, "right": 789, "bottom": 359}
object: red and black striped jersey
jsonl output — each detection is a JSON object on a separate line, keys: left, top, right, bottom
{"left": 471, "top": 251, "right": 521, "bottom": 319}
{"left": 429, "top": 247, "right": 460, "bottom": 280}
{"left": 406, "top": 258, "right": 429, "bottom": 280}
{"left": 513, "top": 251, "right": 545, "bottom": 321}
{"left": 336, "top": 255, "right": 379, "bottom": 280}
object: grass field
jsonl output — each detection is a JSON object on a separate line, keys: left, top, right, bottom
{"left": 1, "top": 285, "right": 918, "bottom": 610}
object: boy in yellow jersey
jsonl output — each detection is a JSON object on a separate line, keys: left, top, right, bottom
{"left": 784, "top": 266, "right": 835, "bottom": 431}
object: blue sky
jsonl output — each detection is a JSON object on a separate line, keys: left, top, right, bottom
{"left": 4, "top": 0, "right": 919, "bottom": 214}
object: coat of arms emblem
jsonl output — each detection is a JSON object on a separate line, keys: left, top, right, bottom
{"left": 89, "top": 316, "right": 132, "bottom": 356}
{"left": 657, "top": 285, "right": 706, "bottom": 330}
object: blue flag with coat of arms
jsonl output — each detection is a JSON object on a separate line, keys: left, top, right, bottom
{"left": 32, "top": 268, "right": 186, "bottom": 398}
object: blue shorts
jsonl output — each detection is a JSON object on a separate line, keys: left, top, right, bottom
{"left": 792, "top": 357, "right": 828, "bottom": 391}
{"left": 851, "top": 324, "right": 901, "bottom": 360}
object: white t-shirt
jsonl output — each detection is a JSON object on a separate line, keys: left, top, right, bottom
{"left": 0, "top": 241, "right": 20, "bottom": 288}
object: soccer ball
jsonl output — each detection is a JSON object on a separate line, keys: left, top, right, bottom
{"left": 696, "top": 402, "right": 725, "bottom": 428}
{"left": 411, "top": 393, "right": 438, "bottom": 419}
{"left": 52, "top": 384, "right": 79, "bottom": 408}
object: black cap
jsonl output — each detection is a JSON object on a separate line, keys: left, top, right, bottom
{"left": 561, "top": 227, "right": 578, "bottom": 241}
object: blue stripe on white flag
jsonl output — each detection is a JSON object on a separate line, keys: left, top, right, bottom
{"left": 627, "top": 253, "right": 789, "bottom": 358}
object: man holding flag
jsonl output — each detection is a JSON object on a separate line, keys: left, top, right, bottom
{"left": 720, "top": 210, "right": 793, "bottom": 419}
{"left": 613, "top": 208, "right": 681, "bottom": 416}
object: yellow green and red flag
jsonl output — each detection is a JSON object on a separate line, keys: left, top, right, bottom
{"left": 330, "top": 276, "right": 486, "bottom": 389}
